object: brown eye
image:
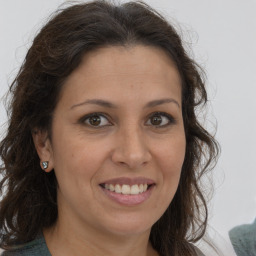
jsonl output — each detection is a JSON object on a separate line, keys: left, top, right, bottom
{"left": 151, "top": 115, "right": 162, "bottom": 125}
{"left": 146, "top": 112, "right": 174, "bottom": 127}
{"left": 89, "top": 115, "right": 101, "bottom": 126}
{"left": 83, "top": 113, "right": 111, "bottom": 127}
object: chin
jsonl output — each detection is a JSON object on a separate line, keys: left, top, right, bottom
{"left": 100, "top": 214, "right": 157, "bottom": 237}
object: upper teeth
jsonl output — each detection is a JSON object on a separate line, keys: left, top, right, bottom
{"left": 104, "top": 184, "right": 148, "bottom": 195}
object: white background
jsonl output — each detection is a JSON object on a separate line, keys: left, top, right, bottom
{"left": 1, "top": 0, "right": 256, "bottom": 255}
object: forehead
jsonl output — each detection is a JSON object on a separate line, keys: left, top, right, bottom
{"left": 76, "top": 45, "right": 180, "bottom": 83}
{"left": 59, "top": 45, "right": 182, "bottom": 106}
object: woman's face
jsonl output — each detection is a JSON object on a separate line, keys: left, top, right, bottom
{"left": 36, "top": 45, "right": 186, "bottom": 237}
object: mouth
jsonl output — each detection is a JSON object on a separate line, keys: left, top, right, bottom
{"left": 99, "top": 177, "right": 155, "bottom": 205}
{"left": 99, "top": 183, "right": 154, "bottom": 195}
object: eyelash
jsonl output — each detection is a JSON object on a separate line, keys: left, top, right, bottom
{"left": 79, "top": 112, "right": 112, "bottom": 128}
{"left": 146, "top": 112, "right": 176, "bottom": 128}
{"left": 79, "top": 112, "right": 176, "bottom": 128}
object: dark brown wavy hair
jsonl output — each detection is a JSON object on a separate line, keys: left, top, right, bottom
{"left": 0, "top": 1, "right": 219, "bottom": 255}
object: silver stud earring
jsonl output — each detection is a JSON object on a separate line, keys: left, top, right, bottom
{"left": 42, "top": 161, "right": 49, "bottom": 170}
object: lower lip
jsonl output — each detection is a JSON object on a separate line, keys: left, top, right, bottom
{"left": 100, "top": 186, "right": 154, "bottom": 206}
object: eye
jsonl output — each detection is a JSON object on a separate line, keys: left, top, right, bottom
{"left": 145, "top": 112, "right": 175, "bottom": 127}
{"left": 82, "top": 113, "right": 111, "bottom": 127}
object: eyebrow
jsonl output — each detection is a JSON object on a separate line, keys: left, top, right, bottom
{"left": 70, "top": 99, "right": 117, "bottom": 109}
{"left": 144, "top": 98, "right": 180, "bottom": 109}
{"left": 70, "top": 98, "right": 180, "bottom": 110}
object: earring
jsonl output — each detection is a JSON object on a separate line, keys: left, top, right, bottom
{"left": 42, "top": 161, "right": 49, "bottom": 170}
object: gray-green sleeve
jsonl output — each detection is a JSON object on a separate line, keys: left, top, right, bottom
{"left": 229, "top": 219, "right": 256, "bottom": 256}
{"left": 1, "top": 233, "right": 51, "bottom": 256}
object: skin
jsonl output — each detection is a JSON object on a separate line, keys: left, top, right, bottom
{"left": 33, "top": 45, "right": 186, "bottom": 256}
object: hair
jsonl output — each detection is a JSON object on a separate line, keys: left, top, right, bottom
{"left": 0, "top": 1, "right": 219, "bottom": 255}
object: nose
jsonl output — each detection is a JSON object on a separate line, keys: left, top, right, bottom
{"left": 111, "top": 126, "right": 152, "bottom": 169}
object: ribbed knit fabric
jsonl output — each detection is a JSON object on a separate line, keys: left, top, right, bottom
{"left": 229, "top": 218, "right": 256, "bottom": 256}
{"left": 1, "top": 233, "right": 51, "bottom": 256}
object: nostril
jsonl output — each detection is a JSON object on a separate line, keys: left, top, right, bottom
{"left": 111, "top": 142, "right": 151, "bottom": 169}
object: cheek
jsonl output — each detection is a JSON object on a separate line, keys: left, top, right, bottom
{"left": 155, "top": 134, "right": 186, "bottom": 196}
{"left": 52, "top": 124, "right": 106, "bottom": 165}
{"left": 51, "top": 131, "right": 111, "bottom": 190}
{"left": 156, "top": 135, "right": 186, "bottom": 173}
{"left": 51, "top": 138, "right": 105, "bottom": 205}
{"left": 150, "top": 136, "right": 185, "bottom": 219}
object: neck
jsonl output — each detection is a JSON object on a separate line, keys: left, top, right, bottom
{"left": 43, "top": 218, "right": 158, "bottom": 256}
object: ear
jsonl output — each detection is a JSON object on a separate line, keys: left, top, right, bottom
{"left": 32, "top": 129, "right": 54, "bottom": 172}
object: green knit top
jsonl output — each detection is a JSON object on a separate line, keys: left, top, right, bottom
{"left": 229, "top": 218, "right": 256, "bottom": 256}
{"left": 1, "top": 233, "right": 205, "bottom": 256}
{"left": 1, "top": 233, "right": 51, "bottom": 256}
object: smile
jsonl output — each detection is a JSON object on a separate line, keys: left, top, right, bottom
{"left": 103, "top": 184, "right": 149, "bottom": 195}
{"left": 99, "top": 177, "right": 155, "bottom": 206}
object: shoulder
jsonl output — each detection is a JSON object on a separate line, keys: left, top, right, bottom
{"left": 1, "top": 234, "right": 51, "bottom": 256}
{"left": 194, "top": 246, "right": 205, "bottom": 256}
{"left": 229, "top": 218, "right": 256, "bottom": 256}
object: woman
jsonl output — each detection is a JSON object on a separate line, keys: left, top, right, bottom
{"left": 0, "top": 1, "right": 219, "bottom": 255}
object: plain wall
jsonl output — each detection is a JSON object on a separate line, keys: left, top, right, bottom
{"left": 1, "top": 0, "right": 256, "bottom": 255}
